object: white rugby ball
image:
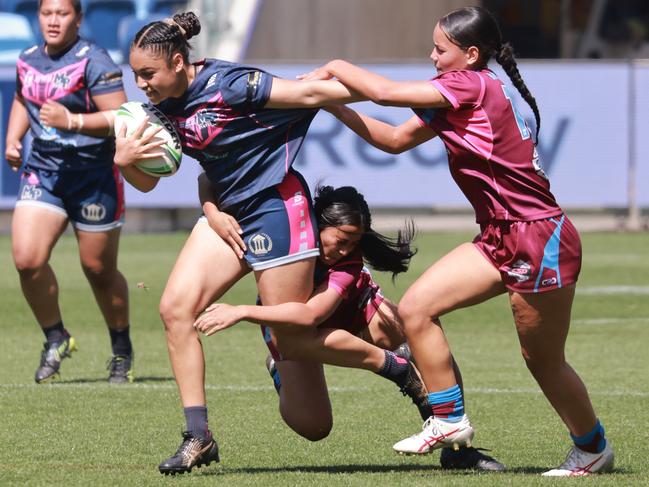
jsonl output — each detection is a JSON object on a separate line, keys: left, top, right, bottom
{"left": 114, "top": 101, "right": 182, "bottom": 177}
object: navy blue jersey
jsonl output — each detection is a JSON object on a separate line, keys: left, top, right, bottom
{"left": 157, "top": 58, "right": 318, "bottom": 209}
{"left": 16, "top": 37, "right": 124, "bottom": 172}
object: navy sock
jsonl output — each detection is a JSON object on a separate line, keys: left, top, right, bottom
{"left": 571, "top": 419, "right": 606, "bottom": 454}
{"left": 184, "top": 406, "right": 209, "bottom": 440}
{"left": 377, "top": 350, "right": 409, "bottom": 382}
{"left": 42, "top": 321, "right": 67, "bottom": 344}
{"left": 109, "top": 326, "right": 132, "bottom": 356}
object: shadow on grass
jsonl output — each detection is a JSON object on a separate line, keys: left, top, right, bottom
{"left": 201, "top": 465, "right": 633, "bottom": 476}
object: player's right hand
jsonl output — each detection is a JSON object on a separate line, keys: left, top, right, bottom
{"left": 5, "top": 140, "right": 23, "bottom": 171}
{"left": 203, "top": 202, "right": 246, "bottom": 258}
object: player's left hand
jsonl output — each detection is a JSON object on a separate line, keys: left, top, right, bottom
{"left": 193, "top": 303, "right": 243, "bottom": 336}
{"left": 39, "top": 100, "right": 71, "bottom": 130}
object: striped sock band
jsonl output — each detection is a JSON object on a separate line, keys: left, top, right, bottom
{"left": 427, "top": 384, "right": 464, "bottom": 422}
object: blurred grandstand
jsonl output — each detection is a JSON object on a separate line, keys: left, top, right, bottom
{"left": 0, "top": 0, "right": 648, "bottom": 64}
{"left": 0, "top": 0, "right": 647, "bottom": 233}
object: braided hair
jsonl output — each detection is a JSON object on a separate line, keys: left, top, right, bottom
{"left": 313, "top": 186, "right": 416, "bottom": 279}
{"left": 439, "top": 6, "right": 541, "bottom": 143}
{"left": 132, "top": 12, "right": 201, "bottom": 65}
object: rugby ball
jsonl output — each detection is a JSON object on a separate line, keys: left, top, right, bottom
{"left": 114, "top": 101, "right": 182, "bottom": 177}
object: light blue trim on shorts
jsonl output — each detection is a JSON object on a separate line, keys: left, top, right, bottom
{"left": 533, "top": 215, "right": 565, "bottom": 292}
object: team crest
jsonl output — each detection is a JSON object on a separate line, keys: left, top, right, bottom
{"left": 81, "top": 203, "right": 106, "bottom": 222}
{"left": 53, "top": 72, "right": 71, "bottom": 89}
{"left": 248, "top": 233, "right": 273, "bottom": 256}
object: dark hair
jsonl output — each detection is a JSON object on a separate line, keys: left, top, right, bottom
{"left": 132, "top": 12, "right": 201, "bottom": 64}
{"left": 313, "top": 186, "right": 416, "bottom": 278}
{"left": 38, "top": 0, "right": 82, "bottom": 14}
{"left": 439, "top": 6, "right": 541, "bottom": 142}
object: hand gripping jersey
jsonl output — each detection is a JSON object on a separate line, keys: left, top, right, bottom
{"left": 314, "top": 250, "right": 384, "bottom": 334}
{"left": 414, "top": 69, "right": 562, "bottom": 223}
{"left": 16, "top": 38, "right": 124, "bottom": 172}
{"left": 157, "top": 59, "right": 318, "bottom": 210}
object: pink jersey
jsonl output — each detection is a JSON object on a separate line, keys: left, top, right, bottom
{"left": 414, "top": 69, "right": 562, "bottom": 223}
{"left": 315, "top": 250, "right": 383, "bottom": 335}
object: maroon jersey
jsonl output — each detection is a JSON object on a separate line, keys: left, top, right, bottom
{"left": 315, "top": 250, "right": 383, "bottom": 335}
{"left": 414, "top": 69, "right": 562, "bottom": 223}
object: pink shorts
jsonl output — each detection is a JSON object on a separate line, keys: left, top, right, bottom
{"left": 473, "top": 214, "right": 582, "bottom": 293}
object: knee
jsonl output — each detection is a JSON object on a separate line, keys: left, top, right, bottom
{"left": 13, "top": 249, "right": 45, "bottom": 276}
{"left": 520, "top": 347, "right": 565, "bottom": 377}
{"left": 159, "top": 290, "right": 198, "bottom": 334}
{"left": 286, "top": 416, "right": 332, "bottom": 442}
{"left": 301, "top": 424, "right": 332, "bottom": 442}
{"left": 81, "top": 261, "right": 114, "bottom": 287}
{"left": 397, "top": 296, "right": 437, "bottom": 336}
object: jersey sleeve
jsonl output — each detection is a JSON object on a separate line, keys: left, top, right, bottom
{"left": 430, "top": 70, "right": 483, "bottom": 110}
{"left": 219, "top": 66, "right": 273, "bottom": 111}
{"left": 85, "top": 47, "right": 124, "bottom": 97}
{"left": 324, "top": 262, "right": 362, "bottom": 299}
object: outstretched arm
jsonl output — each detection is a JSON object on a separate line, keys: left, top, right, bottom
{"left": 301, "top": 59, "right": 451, "bottom": 109}
{"left": 264, "top": 77, "right": 364, "bottom": 109}
{"left": 327, "top": 105, "right": 436, "bottom": 153}
{"left": 194, "top": 283, "right": 343, "bottom": 336}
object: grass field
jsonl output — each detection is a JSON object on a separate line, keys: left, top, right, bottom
{"left": 0, "top": 231, "right": 648, "bottom": 486}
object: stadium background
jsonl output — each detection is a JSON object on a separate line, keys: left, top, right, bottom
{"left": 0, "top": 0, "right": 647, "bottom": 233}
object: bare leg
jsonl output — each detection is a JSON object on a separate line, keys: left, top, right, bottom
{"left": 398, "top": 243, "right": 505, "bottom": 392}
{"left": 76, "top": 227, "right": 129, "bottom": 330}
{"left": 12, "top": 205, "right": 68, "bottom": 327}
{"left": 257, "top": 259, "right": 334, "bottom": 440}
{"left": 510, "top": 285, "right": 598, "bottom": 436}
{"left": 159, "top": 222, "right": 249, "bottom": 407}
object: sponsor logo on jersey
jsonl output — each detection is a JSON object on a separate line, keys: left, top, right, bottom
{"left": 76, "top": 46, "right": 90, "bottom": 57}
{"left": 292, "top": 191, "right": 304, "bottom": 207}
{"left": 81, "top": 203, "right": 106, "bottom": 222}
{"left": 53, "top": 72, "right": 71, "bottom": 89}
{"left": 206, "top": 73, "right": 219, "bottom": 88}
{"left": 506, "top": 260, "right": 532, "bottom": 282}
{"left": 248, "top": 233, "right": 273, "bottom": 256}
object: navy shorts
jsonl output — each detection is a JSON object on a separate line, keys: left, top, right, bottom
{"left": 16, "top": 166, "right": 125, "bottom": 232}
{"left": 200, "top": 169, "right": 320, "bottom": 271}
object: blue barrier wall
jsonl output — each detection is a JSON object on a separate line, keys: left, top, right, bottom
{"left": 1, "top": 61, "right": 647, "bottom": 209}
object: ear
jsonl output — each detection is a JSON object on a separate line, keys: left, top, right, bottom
{"left": 76, "top": 13, "right": 83, "bottom": 30}
{"left": 171, "top": 52, "right": 185, "bottom": 74}
{"left": 465, "top": 46, "right": 480, "bottom": 67}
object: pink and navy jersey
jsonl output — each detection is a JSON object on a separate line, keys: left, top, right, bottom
{"left": 414, "top": 69, "right": 562, "bottom": 223}
{"left": 16, "top": 37, "right": 124, "bottom": 172}
{"left": 157, "top": 58, "right": 318, "bottom": 209}
{"left": 315, "top": 250, "right": 383, "bottom": 333}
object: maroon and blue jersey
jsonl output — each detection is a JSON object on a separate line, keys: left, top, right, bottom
{"left": 16, "top": 37, "right": 123, "bottom": 172}
{"left": 157, "top": 58, "right": 318, "bottom": 210}
{"left": 414, "top": 69, "right": 562, "bottom": 223}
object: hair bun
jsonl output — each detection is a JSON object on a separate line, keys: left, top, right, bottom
{"left": 173, "top": 12, "right": 201, "bottom": 40}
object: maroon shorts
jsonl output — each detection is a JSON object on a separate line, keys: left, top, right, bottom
{"left": 473, "top": 214, "right": 582, "bottom": 293}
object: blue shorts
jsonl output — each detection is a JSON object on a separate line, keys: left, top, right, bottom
{"left": 200, "top": 170, "right": 320, "bottom": 271}
{"left": 16, "top": 166, "right": 125, "bottom": 232}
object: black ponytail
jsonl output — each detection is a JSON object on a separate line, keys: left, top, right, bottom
{"left": 314, "top": 186, "right": 416, "bottom": 279}
{"left": 440, "top": 6, "right": 541, "bottom": 142}
{"left": 495, "top": 42, "right": 541, "bottom": 142}
{"left": 132, "top": 11, "right": 201, "bottom": 65}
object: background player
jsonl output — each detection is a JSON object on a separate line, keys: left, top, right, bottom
{"left": 299, "top": 6, "right": 613, "bottom": 477}
{"left": 195, "top": 182, "right": 505, "bottom": 472}
{"left": 5, "top": 0, "right": 134, "bottom": 384}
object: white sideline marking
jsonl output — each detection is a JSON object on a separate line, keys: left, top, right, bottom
{"left": 0, "top": 383, "right": 647, "bottom": 397}
{"left": 578, "top": 286, "right": 649, "bottom": 295}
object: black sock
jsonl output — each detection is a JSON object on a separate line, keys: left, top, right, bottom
{"left": 42, "top": 321, "right": 67, "bottom": 344}
{"left": 109, "top": 326, "right": 132, "bottom": 356}
{"left": 184, "top": 406, "right": 210, "bottom": 440}
{"left": 377, "top": 350, "right": 409, "bottom": 383}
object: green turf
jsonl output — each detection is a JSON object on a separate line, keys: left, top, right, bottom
{"left": 0, "top": 231, "right": 648, "bottom": 486}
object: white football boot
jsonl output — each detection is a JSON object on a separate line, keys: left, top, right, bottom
{"left": 393, "top": 414, "right": 474, "bottom": 455}
{"left": 542, "top": 441, "right": 614, "bottom": 476}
